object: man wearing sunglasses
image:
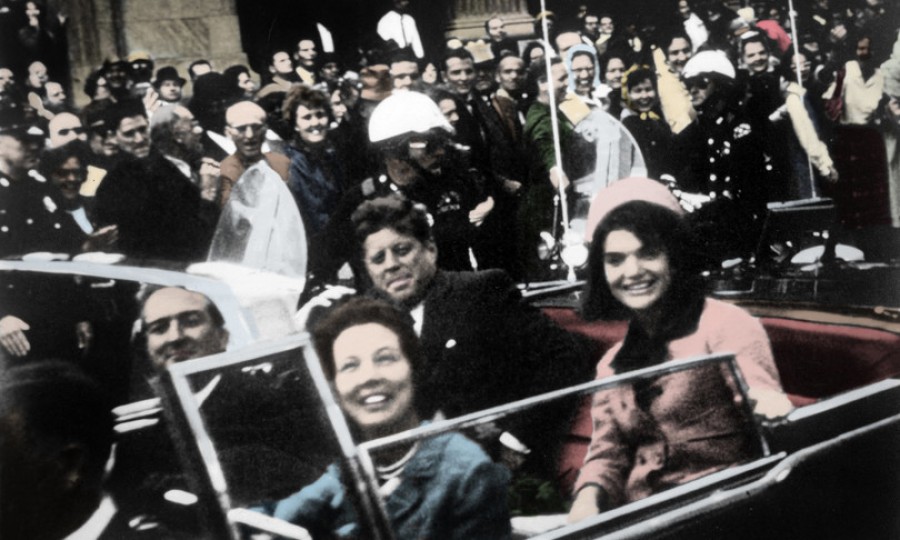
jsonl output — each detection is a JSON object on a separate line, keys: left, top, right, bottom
{"left": 308, "top": 91, "right": 491, "bottom": 287}
{"left": 672, "top": 50, "right": 770, "bottom": 263}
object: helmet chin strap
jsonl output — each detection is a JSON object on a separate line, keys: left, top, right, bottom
{"left": 384, "top": 156, "right": 421, "bottom": 187}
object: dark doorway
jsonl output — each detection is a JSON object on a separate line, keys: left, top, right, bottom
{"left": 234, "top": 0, "right": 452, "bottom": 75}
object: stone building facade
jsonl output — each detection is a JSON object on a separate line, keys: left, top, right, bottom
{"left": 63, "top": 0, "right": 534, "bottom": 104}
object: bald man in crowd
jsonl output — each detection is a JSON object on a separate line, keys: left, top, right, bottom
{"left": 217, "top": 100, "right": 290, "bottom": 207}
{"left": 47, "top": 112, "right": 87, "bottom": 148}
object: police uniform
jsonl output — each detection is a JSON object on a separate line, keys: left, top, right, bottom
{"left": 0, "top": 171, "right": 85, "bottom": 257}
{"left": 673, "top": 97, "right": 768, "bottom": 260}
{"left": 310, "top": 148, "right": 485, "bottom": 290}
{"left": 0, "top": 115, "right": 89, "bottom": 363}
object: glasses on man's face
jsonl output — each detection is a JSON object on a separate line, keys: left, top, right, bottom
{"left": 684, "top": 77, "right": 711, "bottom": 90}
{"left": 407, "top": 132, "right": 449, "bottom": 152}
{"left": 53, "top": 167, "right": 85, "bottom": 180}
{"left": 227, "top": 123, "right": 266, "bottom": 135}
{"left": 57, "top": 127, "right": 86, "bottom": 137}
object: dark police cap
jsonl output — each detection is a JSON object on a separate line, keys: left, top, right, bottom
{"left": 0, "top": 105, "right": 45, "bottom": 138}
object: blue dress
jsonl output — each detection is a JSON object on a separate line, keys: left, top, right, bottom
{"left": 283, "top": 143, "right": 343, "bottom": 236}
{"left": 271, "top": 431, "right": 512, "bottom": 539}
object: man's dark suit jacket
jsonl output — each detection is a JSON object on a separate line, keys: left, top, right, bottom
{"left": 93, "top": 151, "right": 217, "bottom": 262}
{"left": 409, "top": 269, "right": 594, "bottom": 468}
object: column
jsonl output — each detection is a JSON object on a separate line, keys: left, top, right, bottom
{"left": 447, "top": 0, "right": 533, "bottom": 39}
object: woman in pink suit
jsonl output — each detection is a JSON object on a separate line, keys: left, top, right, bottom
{"left": 567, "top": 178, "right": 792, "bottom": 523}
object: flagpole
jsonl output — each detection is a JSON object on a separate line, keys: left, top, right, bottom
{"left": 786, "top": 0, "right": 818, "bottom": 197}
{"left": 539, "top": 0, "right": 571, "bottom": 232}
{"left": 786, "top": 0, "right": 803, "bottom": 86}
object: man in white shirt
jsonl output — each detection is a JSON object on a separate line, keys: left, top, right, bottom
{"left": 377, "top": 0, "right": 424, "bottom": 59}
{"left": 294, "top": 38, "right": 318, "bottom": 85}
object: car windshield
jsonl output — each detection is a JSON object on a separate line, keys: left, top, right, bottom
{"left": 161, "top": 350, "right": 766, "bottom": 539}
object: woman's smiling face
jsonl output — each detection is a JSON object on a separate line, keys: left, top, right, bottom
{"left": 332, "top": 323, "right": 415, "bottom": 437}
{"left": 571, "top": 54, "right": 595, "bottom": 94}
{"left": 294, "top": 105, "right": 329, "bottom": 145}
{"left": 629, "top": 78, "right": 657, "bottom": 113}
{"left": 604, "top": 58, "right": 626, "bottom": 89}
{"left": 603, "top": 229, "right": 671, "bottom": 314}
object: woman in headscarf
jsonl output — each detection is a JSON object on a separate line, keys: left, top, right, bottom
{"left": 565, "top": 44, "right": 612, "bottom": 111}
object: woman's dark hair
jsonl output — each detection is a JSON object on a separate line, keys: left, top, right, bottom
{"left": 38, "top": 139, "right": 88, "bottom": 180}
{"left": 581, "top": 201, "right": 703, "bottom": 321}
{"left": 598, "top": 49, "right": 632, "bottom": 79}
{"left": 621, "top": 65, "right": 658, "bottom": 111}
{"left": 281, "top": 84, "right": 331, "bottom": 127}
{"left": 525, "top": 56, "right": 563, "bottom": 99}
{"left": 311, "top": 296, "right": 423, "bottom": 383}
{"left": 83, "top": 69, "right": 106, "bottom": 101}
{"left": 351, "top": 193, "right": 433, "bottom": 254}
{"left": 660, "top": 31, "right": 693, "bottom": 54}
{"left": 777, "top": 46, "right": 814, "bottom": 81}
{"left": 222, "top": 64, "right": 251, "bottom": 97}
{"left": 622, "top": 65, "right": 656, "bottom": 91}
{"left": 521, "top": 41, "right": 546, "bottom": 66}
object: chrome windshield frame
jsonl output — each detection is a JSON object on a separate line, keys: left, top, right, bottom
{"left": 161, "top": 334, "right": 396, "bottom": 540}
{"left": 358, "top": 353, "right": 769, "bottom": 456}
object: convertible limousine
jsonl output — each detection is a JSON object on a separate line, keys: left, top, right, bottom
{"left": 2, "top": 260, "right": 898, "bottom": 539}
{"left": 164, "top": 273, "right": 900, "bottom": 539}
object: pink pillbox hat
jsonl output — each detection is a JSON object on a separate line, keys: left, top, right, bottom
{"left": 583, "top": 177, "right": 685, "bottom": 242}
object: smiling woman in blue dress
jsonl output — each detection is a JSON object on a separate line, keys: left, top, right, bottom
{"left": 270, "top": 297, "right": 512, "bottom": 539}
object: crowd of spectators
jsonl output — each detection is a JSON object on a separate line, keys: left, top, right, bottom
{"left": 1, "top": 0, "right": 898, "bottom": 277}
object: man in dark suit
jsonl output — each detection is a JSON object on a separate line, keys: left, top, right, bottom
{"left": 344, "top": 193, "right": 594, "bottom": 475}
{"left": 440, "top": 47, "right": 526, "bottom": 276}
{"left": 0, "top": 361, "right": 113, "bottom": 540}
{"left": 105, "top": 286, "right": 321, "bottom": 537}
{"left": 92, "top": 99, "right": 218, "bottom": 263}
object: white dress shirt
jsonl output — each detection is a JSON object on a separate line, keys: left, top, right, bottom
{"left": 377, "top": 10, "right": 424, "bottom": 58}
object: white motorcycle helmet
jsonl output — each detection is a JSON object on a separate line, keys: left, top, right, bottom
{"left": 368, "top": 91, "right": 454, "bottom": 144}
{"left": 681, "top": 50, "right": 736, "bottom": 80}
